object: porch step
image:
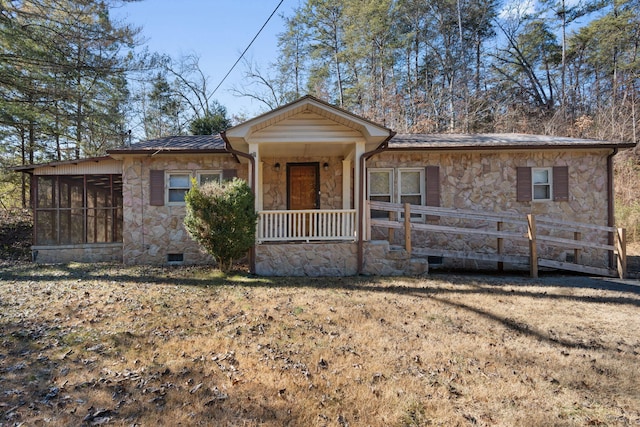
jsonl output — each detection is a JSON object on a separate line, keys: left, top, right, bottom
{"left": 363, "top": 241, "right": 428, "bottom": 276}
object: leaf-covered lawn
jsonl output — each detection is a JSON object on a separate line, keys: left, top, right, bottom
{"left": 1, "top": 263, "right": 639, "bottom": 426}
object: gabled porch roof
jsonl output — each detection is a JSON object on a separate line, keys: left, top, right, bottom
{"left": 223, "top": 95, "right": 394, "bottom": 158}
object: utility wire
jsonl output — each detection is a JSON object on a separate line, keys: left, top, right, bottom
{"left": 211, "top": 0, "right": 285, "bottom": 96}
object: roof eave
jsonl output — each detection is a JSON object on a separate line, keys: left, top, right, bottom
{"left": 385, "top": 142, "right": 636, "bottom": 152}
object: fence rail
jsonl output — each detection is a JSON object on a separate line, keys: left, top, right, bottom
{"left": 368, "top": 201, "right": 627, "bottom": 279}
{"left": 258, "top": 209, "right": 356, "bottom": 243}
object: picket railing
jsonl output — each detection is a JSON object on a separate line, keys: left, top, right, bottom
{"left": 367, "top": 201, "right": 627, "bottom": 279}
{"left": 257, "top": 209, "right": 356, "bottom": 243}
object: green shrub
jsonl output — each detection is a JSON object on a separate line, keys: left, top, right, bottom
{"left": 184, "top": 178, "right": 257, "bottom": 272}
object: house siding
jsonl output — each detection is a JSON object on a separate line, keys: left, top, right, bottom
{"left": 121, "top": 154, "right": 247, "bottom": 265}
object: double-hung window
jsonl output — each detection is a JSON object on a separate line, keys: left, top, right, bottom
{"left": 368, "top": 168, "right": 428, "bottom": 220}
{"left": 197, "top": 171, "right": 222, "bottom": 186}
{"left": 368, "top": 169, "right": 393, "bottom": 218}
{"left": 167, "top": 170, "right": 223, "bottom": 204}
{"left": 167, "top": 172, "right": 191, "bottom": 204}
{"left": 516, "top": 166, "right": 568, "bottom": 202}
{"left": 399, "top": 169, "right": 424, "bottom": 219}
{"left": 532, "top": 168, "right": 552, "bottom": 201}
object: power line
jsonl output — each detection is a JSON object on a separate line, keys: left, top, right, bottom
{"left": 211, "top": 0, "right": 285, "bottom": 96}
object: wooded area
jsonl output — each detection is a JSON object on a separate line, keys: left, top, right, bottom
{"left": 244, "top": 0, "right": 639, "bottom": 142}
{"left": 1, "top": 0, "right": 639, "bottom": 220}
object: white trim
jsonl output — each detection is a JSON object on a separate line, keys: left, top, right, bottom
{"left": 398, "top": 168, "right": 425, "bottom": 221}
{"left": 196, "top": 170, "right": 222, "bottom": 186}
{"left": 166, "top": 171, "right": 191, "bottom": 205}
{"left": 368, "top": 168, "right": 394, "bottom": 201}
{"left": 532, "top": 167, "right": 553, "bottom": 201}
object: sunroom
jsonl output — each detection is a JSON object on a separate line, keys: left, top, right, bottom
{"left": 19, "top": 157, "right": 124, "bottom": 263}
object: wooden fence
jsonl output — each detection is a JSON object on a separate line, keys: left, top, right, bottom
{"left": 367, "top": 201, "right": 627, "bottom": 279}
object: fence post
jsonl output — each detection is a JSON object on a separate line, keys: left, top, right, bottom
{"left": 616, "top": 228, "right": 627, "bottom": 279}
{"left": 574, "top": 231, "right": 581, "bottom": 264}
{"left": 404, "top": 203, "right": 412, "bottom": 254}
{"left": 497, "top": 221, "right": 504, "bottom": 272}
{"left": 388, "top": 209, "right": 395, "bottom": 243}
{"left": 527, "top": 214, "right": 538, "bottom": 278}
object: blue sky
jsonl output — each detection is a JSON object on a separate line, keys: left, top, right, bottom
{"left": 114, "top": 0, "right": 298, "bottom": 119}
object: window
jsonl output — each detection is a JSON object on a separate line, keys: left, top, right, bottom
{"left": 399, "top": 167, "right": 424, "bottom": 201}
{"left": 532, "top": 168, "right": 552, "bottom": 201}
{"left": 517, "top": 166, "right": 568, "bottom": 202}
{"left": 368, "top": 169, "right": 393, "bottom": 218}
{"left": 197, "top": 170, "right": 222, "bottom": 186}
{"left": 368, "top": 168, "right": 431, "bottom": 220}
{"left": 167, "top": 172, "right": 191, "bottom": 203}
{"left": 399, "top": 169, "right": 424, "bottom": 220}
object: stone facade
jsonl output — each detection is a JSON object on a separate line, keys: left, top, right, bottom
{"left": 255, "top": 242, "right": 358, "bottom": 276}
{"left": 362, "top": 241, "right": 429, "bottom": 276}
{"left": 121, "top": 154, "right": 247, "bottom": 265}
{"left": 368, "top": 149, "right": 612, "bottom": 269}
{"left": 32, "top": 243, "right": 122, "bottom": 264}
{"left": 254, "top": 241, "right": 428, "bottom": 276}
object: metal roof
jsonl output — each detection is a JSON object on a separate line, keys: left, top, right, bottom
{"left": 388, "top": 133, "right": 635, "bottom": 150}
{"left": 107, "top": 134, "right": 227, "bottom": 154}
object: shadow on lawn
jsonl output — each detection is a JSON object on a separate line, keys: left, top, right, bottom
{"left": 2, "top": 262, "right": 639, "bottom": 354}
{"left": 1, "top": 262, "right": 639, "bottom": 425}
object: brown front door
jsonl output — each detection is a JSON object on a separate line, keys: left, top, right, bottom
{"left": 287, "top": 163, "right": 320, "bottom": 210}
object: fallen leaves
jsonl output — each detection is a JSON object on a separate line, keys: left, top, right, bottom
{"left": 1, "top": 263, "right": 640, "bottom": 426}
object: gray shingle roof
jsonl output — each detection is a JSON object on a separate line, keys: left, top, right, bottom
{"left": 108, "top": 134, "right": 226, "bottom": 153}
{"left": 106, "top": 132, "right": 632, "bottom": 155}
{"left": 388, "top": 133, "right": 630, "bottom": 149}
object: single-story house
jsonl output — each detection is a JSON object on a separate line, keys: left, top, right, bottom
{"left": 15, "top": 96, "right": 635, "bottom": 276}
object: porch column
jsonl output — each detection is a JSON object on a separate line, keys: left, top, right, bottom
{"left": 249, "top": 143, "right": 263, "bottom": 211}
{"left": 342, "top": 158, "right": 351, "bottom": 210}
{"left": 354, "top": 141, "right": 365, "bottom": 239}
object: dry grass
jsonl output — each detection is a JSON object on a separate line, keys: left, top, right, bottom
{"left": 1, "top": 263, "right": 639, "bottom": 426}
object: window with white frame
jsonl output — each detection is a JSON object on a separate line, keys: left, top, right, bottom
{"left": 368, "top": 169, "right": 393, "bottom": 218}
{"left": 197, "top": 170, "right": 222, "bottom": 186}
{"left": 167, "top": 170, "right": 223, "bottom": 204}
{"left": 368, "top": 168, "right": 426, "bottom": 220}
{"left": 532, "top": 167, "right": 552, "bottom": 201}
{"left": 399, "top": 168, "right": 425, "bottom": 220}
{"left": 167, "top": 172, "right": 191, "bottom": 203}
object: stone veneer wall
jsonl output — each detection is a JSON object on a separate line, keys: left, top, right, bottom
{"left": 32, "top": 243, "right": 122, "bottom": 264}
{"left": 122, "top": 154, "right": 247, "bottom": 265}
{"left": 255, "top": 241, "right": 428, "bottom": 276}
{"left": 369, "top": 149, "right": 612, "bottom": 269}
{"left": 255, "top": 242, "right": 358, "bottom": 276}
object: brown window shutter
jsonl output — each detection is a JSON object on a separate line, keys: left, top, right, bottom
{"left": 222, "top": 169, "right": 237, "bottom": 181}
{"left": 150, "top": 170, "right": 165, "bottom": 206}
{"left": 516, "top": 167, "right": 532, "bottom": 202}
{"left": 425, "top": 166, "right": 440, "bottom": 207}
{"left": 553, "top": 166, "right": 569, "bottom": 201}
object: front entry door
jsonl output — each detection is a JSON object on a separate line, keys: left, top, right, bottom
{"left": 287, "top": 163, "right": 320, "bottom": 210}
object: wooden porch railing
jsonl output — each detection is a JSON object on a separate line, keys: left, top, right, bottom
{"left": 368, "top": 201, "right": 627, "bottom": 279}
{"left": 257, "top": 209, "right": 357, "bottom": 243}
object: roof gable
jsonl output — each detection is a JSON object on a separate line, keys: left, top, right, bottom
{"left": 224, "top": 95, "right": 394, "bottom": 154}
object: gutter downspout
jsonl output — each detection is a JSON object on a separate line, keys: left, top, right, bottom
{"left": 357, "top": 133, "right": 396, "bottom": 275}
{"left": 607, "top": 147, "right": 618, "bottom": 269}
{"left": 220, "top": 131, "right": 257, "bottom": 274}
